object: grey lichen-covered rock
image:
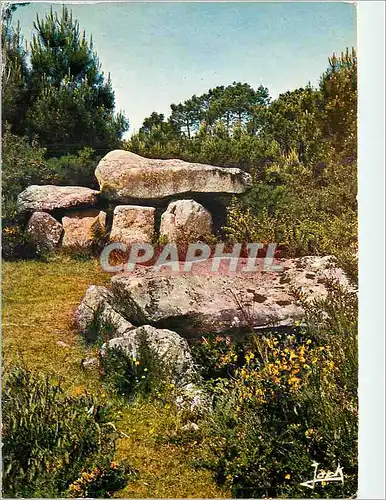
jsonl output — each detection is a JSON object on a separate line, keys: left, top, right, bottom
{"left": 26, "top": 211, "right": 63, "bottom": 251}
{"left": 74, "top": 285, "right": 134, "bottom": 340}
{"left": 109, "top": 256, "right": 351, "bottom": 336}
{"left": 95, "top": 150, "right": 252, "bottom": 202}
{"left": 160, "top": 199, "right": 213, "bottom": 245}
{"left": 62, "top": 209, "right": 107, "bottom": 248}
{"left": 17, "top": 185, "right": 99, "bottom": 213}
{"left": 110, "top": 205, "right": 155, "bottom": 245}
{"left": 176, "top": 383, "right": 213, "bottom": 415}
{"left": 102, "top": 325, "right": 196, "bottom": 385}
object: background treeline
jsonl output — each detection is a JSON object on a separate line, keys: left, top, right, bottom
{"left": 2, "top": 3, "right": 357, "bottom": 274}
{"left": 128, "top": 67, "right": 356, "bottom": 171}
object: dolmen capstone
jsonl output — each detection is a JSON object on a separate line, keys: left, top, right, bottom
{"left": 17, "top": 150, "right": 251, "bottom": 250}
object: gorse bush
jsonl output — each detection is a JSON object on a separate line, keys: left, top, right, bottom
{"left": 191, "top": 334, "right": 242, "bottom": 381}
{"left": 67, "top": 461, "right": 134, "bottom": 498}
{"left": 198, "top": 284, "right": 357, "bottom": 498}
{"left": 2, "top": 366, "right": 133, "bottom": 497}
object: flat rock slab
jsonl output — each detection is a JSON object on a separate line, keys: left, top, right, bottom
{"left": 95, "top": 150, "right": 252, "bottom": 202}
{"left": 109, "top": 256, "right": 350, "bottom": 337}
{"left": 18, "top": 185, "right": 99, "bottom": 213}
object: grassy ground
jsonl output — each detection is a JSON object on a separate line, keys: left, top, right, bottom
{"left": 2, "top": 255, "right": 229, "bottom": 498}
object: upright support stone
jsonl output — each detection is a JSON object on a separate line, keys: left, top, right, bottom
{"left": 160, "top": 199, "right": 213, "bottom": 245}
{"left": 62, "top": 209, "right": 107, "bottom": 248}
{"left": 27, "top": 212, "right": 63, "bottom": 251}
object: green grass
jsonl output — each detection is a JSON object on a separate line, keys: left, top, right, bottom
{"left": 2, "top": 255, "right": 229, "bottom": 498}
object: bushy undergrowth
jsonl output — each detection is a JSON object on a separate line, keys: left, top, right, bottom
{"left": 192, "top": 284, "right": 357, "bottom": 498}
{"left": 224, "top": 151, "right": 357, "bottom": 278}
{"left": 2, "top": 366, "right": 135, "bottom": 498}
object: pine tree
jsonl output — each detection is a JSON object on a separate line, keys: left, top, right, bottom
{"left": 1, "top": 2, "right": 30, "bottom": 134}
{"left": 319, "top": 48, "right": 357, "bottom": 160}
{"left": 26, "top": 5, "right": 128, "bottom": 155}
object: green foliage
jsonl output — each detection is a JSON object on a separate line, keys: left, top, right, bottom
{"left": 264, "top": 85, "right": 325, "bottom": 164}
{"left": 2, "top": 5, "right": 128, "bottom": 156}
{"left": 2, "top": 127, "right": 51, "bottom": 197}
{"left": 191, "top": 334, "right": 245, "bottom": 381}
{"left": 44, "top": 147, "right": 99, "bottom": 187}
{"left": 320, "top": 48, "right": 357, "bottom": 161}
{"left": 2, "top": 365, "right": 133, "bottom": 497}
{"left": 198, "top": 285, "right": 358, "bottom": 498}
{"left": 224, "top": 149, "right": 357, "bottom": 279}
{"left": 100, "top": 332, "right": 170, "bottom": 401}
{"left": 126, "top": 49, "right": 356, "bottom": 179}
{"left": 1, "top": 3, "right": 30, "bottom": 134}
{"left": 26, "top": 6, "right": 128, "bottom": 155}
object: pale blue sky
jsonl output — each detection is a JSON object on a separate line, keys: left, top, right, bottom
{"left": 14, "top": 2, "right": 357, "bottom": 135}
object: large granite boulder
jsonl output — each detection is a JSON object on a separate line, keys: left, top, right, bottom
{"left": 108, "top": 256, "right": 350, "bottom": 337}
{"left": 95, "top": 150, "right": 252, "bottom": 202}
{"left": 101, "top": 325, "right": 196, "bottom": 386}
{"left": 62, "top": 209, "right": 107, "bottom": 248}
{"left": 74, "top": 285, "right": 134, "bottom": 340}
{"left": 17, "top": 185, "right": 99, "bottom": 213}
{"left": 110, "top": 205, "right": 155, "bottom": 246}
{"left": 160, "top": 199, "right": 212, "bottom": 245}
{"left": 26, "top": 212, "right": 63, "bottom": 251}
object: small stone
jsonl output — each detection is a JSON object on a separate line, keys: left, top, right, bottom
{"left": 57, "top": 340, "right": 69, "bottom": 348}
{"left": 182, "top": 422, "right": 199, "bottom": 432}
{"left": 82, "top": 357, "right": 100, "bottom": 369}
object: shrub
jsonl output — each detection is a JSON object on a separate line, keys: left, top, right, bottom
{"left": 1, "top": 196, "right": 38, "bottom": 260}
{"left": 191, "top": 334, "right": 246, "bottom": 381}
{"left": 44, "top": 147, "right": 99, "bottom": 188}
{"left": 1, "top": 128, "right": 52, "bottom": 199}
{"left": 199, "top": 284, "right": 358, "bottom": 498}
{"left": 223, "top": 152, "right": 357, "bottom": 274}
{"left": 2, "top": 366, "right": 133, "bottom": 497}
